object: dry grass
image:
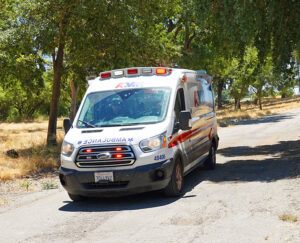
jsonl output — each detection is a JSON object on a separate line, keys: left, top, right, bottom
{"left": 0, "top": 198, "right": 9, "bottom": 206}
{"left": 216, "top": 96, "right": 300, "bottom": 126}
{"left": 278, "top": 213, "right": 298, "bottom": 223}
{"left": 0, "top": 120, "right": 64, "bottom": 181}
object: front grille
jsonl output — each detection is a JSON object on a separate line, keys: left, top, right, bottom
{"left": 75, "top": 145, "right": 135, "bottom": 168}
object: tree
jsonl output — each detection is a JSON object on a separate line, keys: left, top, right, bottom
{"left": 194, "top": 0, "right": 300, "bottom": 73}
{"left": 10, "top": 0, "right": 180, "bottom": 145}
{"left": 251, "top": 56, "right": 274, "bottom": 110}
{"left": 228, "top": 47, "right": 258, "bottom": 110}
{"left": 0, "top": 0, "right": 47, "bottom": 120}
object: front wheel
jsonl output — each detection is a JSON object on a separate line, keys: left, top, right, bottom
{"left": 204, "top": 145, "right": 216, "bottom": 170}
{"left": 164, "top": 158, "right": 184, "bottom": 197}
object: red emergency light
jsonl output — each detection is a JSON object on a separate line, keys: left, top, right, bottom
{"left": 101, "top": 72, "right": 111, "bottom": 79}
{"left": 127, "top": 69, "right": 138, "bottom": 74}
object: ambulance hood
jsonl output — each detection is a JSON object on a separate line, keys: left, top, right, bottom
{"left": 64, "top": 123, "right": 168, "bottom": 148}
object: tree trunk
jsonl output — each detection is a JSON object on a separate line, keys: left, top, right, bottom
{"left": 237, "top": 98, "right": 241, "bottom": 110}
{"left": 235, "top": 80, "right": 246, "bottom": 110}
{"left": 47, "top": 44, "right": 64, "bottom": 146}
{"left": 46, "top": 0, "right": 79, "bottom": 146}
{"left": 184, "top": 18, "right": 190, "bottom": 51}
{"left": 258, "top": 86, "right": 263, "bottom": 110}
{"left": 234, "top": 98, "right": 238, "bottom": 110}
{"left": 69, "top": 79, "right": 79, "bottom": 123}
{"left": 217, "top": 79, "right": 224, "bottom": 109}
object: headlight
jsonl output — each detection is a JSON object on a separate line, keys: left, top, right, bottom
{"left": 139, "top": 133, "right": 166, "bottom": 153}
{"left": 61, "top": 140, "right": 74, "bottom": 157}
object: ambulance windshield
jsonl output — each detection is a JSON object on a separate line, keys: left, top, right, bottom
{"left": 77, "top": 88, "right": 171, "bottom": 128}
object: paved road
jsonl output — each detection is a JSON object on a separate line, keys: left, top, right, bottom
{"left": 1, "top": 109, "right": 300, "bottom": 243}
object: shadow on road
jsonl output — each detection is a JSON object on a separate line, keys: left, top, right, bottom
{"left": 59, "top": 138, "right": 300, "bottom": 212}
{"left": 236, "top": 113, "right": 295, "bottom": 125}
{"left": 59, "top": 191, "right": 182, "bottom": 212}
{"left": 199, "top": 139, "right": 300, "bottom": 183}
{"left": 219, "top": 112, "right": 295, "bottom": 127}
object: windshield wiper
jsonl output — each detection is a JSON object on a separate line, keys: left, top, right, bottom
{"left": 78, "top": 119, "right": 96, "bottom": 128}
{"left": 103, "top": 123, "right": 143, "bottom": 127}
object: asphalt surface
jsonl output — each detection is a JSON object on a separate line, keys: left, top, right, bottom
{"left": 0, "top": 108, "right": 300, "bottom": 243}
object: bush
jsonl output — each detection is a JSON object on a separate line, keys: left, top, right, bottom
{"left": 0, "top": 98, "right": 11, "bottom": 121}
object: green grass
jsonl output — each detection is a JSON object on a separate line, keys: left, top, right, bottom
{"left": 42, "top": 180, "right": 59, "bottom": 190}
{"left": 19, "top": 180, "right": 31, "bottom": 191}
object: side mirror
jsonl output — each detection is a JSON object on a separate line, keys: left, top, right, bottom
{"left": 179, "top": 111, "right": 192, "bottom": 130}
{"left": 63, "top": 118, "right": 71, "bottom": 133}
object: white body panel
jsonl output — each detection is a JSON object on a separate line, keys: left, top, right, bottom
{"left": 60, "top": 67, "right": 218, "bottom": 189}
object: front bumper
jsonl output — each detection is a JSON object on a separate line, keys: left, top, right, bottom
{"left": 59, "top": 159, "right": 174, "bottom": 197}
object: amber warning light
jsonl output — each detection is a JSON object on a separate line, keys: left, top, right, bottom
{"left": 156, "top": 68, "right": 167, "bottom": 74}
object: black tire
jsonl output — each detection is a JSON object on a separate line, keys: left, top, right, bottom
{"left": 68, "top": 193, "right": 84, "bottom": 202}
{"left": 164, "top": 158, "right": 184, "bottom": 197}
{"left": 204, "top": 145, "right": 216, "bottom": 170}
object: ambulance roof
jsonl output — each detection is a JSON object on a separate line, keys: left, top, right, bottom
{"left": 86, "top": 67, "right": 211, "bottom": 93}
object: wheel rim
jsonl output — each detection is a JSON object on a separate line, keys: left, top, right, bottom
{"left": 175, "top": 163, "right": 183, "bottom": 191}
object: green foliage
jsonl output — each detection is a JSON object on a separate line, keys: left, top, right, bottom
{"left": 0, "top": 66, "right": 72, "bottom": 121}
{"left": 0, "top": 0, "right": 299, "bottom": 122}
{"left": 42, "top": 180, "right": 58, "bottom": 190}
{"left": 64, "top": 0, "right": 181, "bottom": 71}
{"left": 194, "top": 0, "right": 300, "bottom": 73}
{"left": 19, "top": 180, "right": 31, "bottom": 191}
{"left": 0, "top": 53, "right": 47, "bottom": 120}
{"left": 229, "top": 47, "right": 258, "bottom": 95}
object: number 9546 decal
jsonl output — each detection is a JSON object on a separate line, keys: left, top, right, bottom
{"left": 154, "top": 154, "right": 166, "bottom": 161}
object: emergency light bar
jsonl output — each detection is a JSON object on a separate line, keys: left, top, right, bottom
{"left": 100, "top": 72, "right": 111, "bottom": 79}
{"left": 127, "top": 68, "right": 138, "bottom": 74}
{"left": 114, "top": 70, "right": 124, "bottom": 76}
{"left": 156, "top": 68, "right": 167, "bottom": 74}
{"left": 142, "top": 68, "right": 152, "bottom": 74}
{"left": 99, "top": 67, "right": 172, "bottom": 80}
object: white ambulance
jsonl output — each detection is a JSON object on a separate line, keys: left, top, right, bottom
{"left": 60, "top": 67, "right": 219, "bottom": 201}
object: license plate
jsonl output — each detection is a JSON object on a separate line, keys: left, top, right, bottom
{"left": 94, "top": 172, "right": 114, "bottom": 182}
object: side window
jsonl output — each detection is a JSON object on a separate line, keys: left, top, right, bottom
{"left": 195, "top": 82, "right": 214, "bottom": 114}
{"left": 202, "top": 83, "right": 214, "bottom": 112}
{"left": 174, "top": 88, "right": 185, "bottom": 122}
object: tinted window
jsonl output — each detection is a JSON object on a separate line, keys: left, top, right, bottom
{"left": 174, "top": 88, "right": 185, "bottom": 122}
{"left": 195, "top": 82, "right": 214, "bottom": 113}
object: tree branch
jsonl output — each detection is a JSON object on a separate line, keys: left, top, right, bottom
{"left": 167, "top": 19, "right": 175, "bottom": 33}
{"left": 174, "top": 25, "right": 182, "bottom": 39}
{"left": 187, "top": 31, "right": 196, "bottom": 50}
{"left": 53, "top": 0, "right": 80, "bottom": 51}
{"left": 49, "top": 0, "right": 59, "bottom": 11}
